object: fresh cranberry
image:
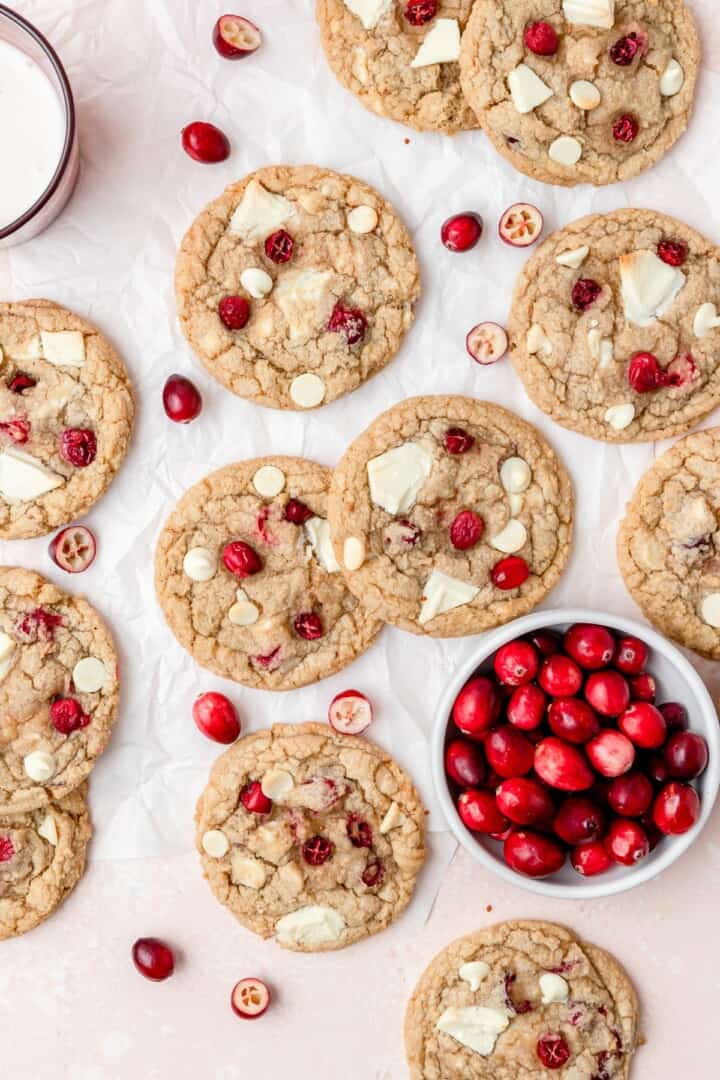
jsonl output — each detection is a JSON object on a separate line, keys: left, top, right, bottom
{"left": 539, "top": 654, "right": 582, "bottom": 697}
{"left": 452, "top": 676, "right": 501, "bottom": 740}
{"left": 404, "top": 0, "right": 436, "bottom": 24}
{"left": 564, "top": 623, "right": 615, "bottom": 670}
{"left": 493, "top": 640, "right": 539, "bottom": 687}
{"left": 361, "top": 857, "right": 385, "bottom": 888}
{"left": 485, "top": 726, "right": 534, "bottom": 779}
{"left": 534, "top": 738, "right": 594, "bottom": 792}
{"left": 223, "top": 540, "right": 262, "bottom": 578}
{"left": 212, "top": 15, "right": 262, "bottom": 59}
{"left": 49, "top": 697, "right": 89, "bottom": 735}
{"left": 491, "top": 555, "right": 530, "bottom": 590}
{"left": 653, "top": 782, "right": 701, "bottom": 835}
{"left": 571, "top": 279, "right": 602, "bottom": 311}
{"left": 657, "top": 239, "right": 687, "bottom": 267}
{"left": 281, "top": 499, "right": 312, "bottom": 525}
{"left": 162, "top": 374, "right": 202, "bottom": 423}
{"left": 586, "top": 730, "right": 635, "bottom": 777}
{"left": 7, "top": 371, "right": 36, "bottom": 393}
{"left": 302, "top": 836, "right": 334, "bottom": 866}
{"left": 219, "top": 295, "right": 250, "bottom": 329}
{"left": 132, "top": 938, "right": 175, "bottom": 981}
{"left": 496, "top": 778, "right": 554, "bottom": 826}
{"left": 585, "top": 671, "right": 630, "bottom": 717}
{"left": 49, "top": 525, "right": 97, "bottom": 574}
{"left": 618, "top": 702, "right": 667, "bottom": 749}
{"left": 449, "top": 509, "right": 484, "bottom": 550}
{"left": 0, "top": 836, "right": 15, "bottom": 862}
{"left": 240, "top": 781, "right": 271, "bottom": 814}
{"left": 441, "top": 212, "right": 483, "bottom": 253}
{"left": 647, "top": 754, "right": 670, "bottom": 786}
{"left": 346, "top": 815, "right": 373, "bottom": 848}
{"left": 507, "top": 684, "right": 546, "bottom": 730}
{"left": 0, "top": 418, "right": 30, "bottom": 444}
{"left": 294, "top": 612, "right": 324, "bottom": 640}
{"left": 458, "top": 789, "right": 509, "bottom": 834}
{"left": 524, "top": 21, "right": 558, "bottom": 56}
{"left": 613, "top": 114, "right": 639, "bottom": 143}
{"left": 264, "top": 229, "right": 294, "bottom": 264}
{"left": 230, "top": 977, "right": 271, "bottom": 1020}
{"left": 193, "top": 692, "right": 240, "bottom": 744}
{"left": 571, "top": 840, "right": 613, "bottom": 877}
{"left": 605, "top": 818, "right": 649, "bottom": 865}
{"left": 630, "top": 673, "right": 656, "bottom": 702}
{"left": 607, "top": 772, "right": 653, "bottom": 817}
{"left": 628, "top": 352, "right": 663, "bottom": 393}
{"left": 445, "top": 739, "right": 486, "bottom": 788}
{"left": 529, "top": 630, "right": 562, "bottom": 657}
{"left": 504, "top": 830, "right": 565, "bottom": 878}
{"left": 548, "top": 698, "right": 599, "bottom": 745}
{"left": 181, "top": 121, "right": 230, "bottom": 163}
{"left": 659, "top": 702, "right": 688, "bottom": 731}
{"left": 327, "top": 302, "right": 367, "bottom": 346}
{"left": 663, "top": 731, "right": 709, "bottom": 780}
{"left": 14, "top": 608, "right": 63, "bottom": 643}
{"left": 537, "top": 1034, "right": 570, "bottom": 1069}
{"left": 609, "top": 32, "right": 642, "bottom": 65}
{"left": 251, "top": 646, "right": 282, "bottom": 671}
{"left": 444, "top": 427, "right": 475, "bottom": 454}
{"left": 60, "top": 428, "right": 96, "bottom": 467}
{"left": 553, "top": 796, "right": 604, "bottom": 844}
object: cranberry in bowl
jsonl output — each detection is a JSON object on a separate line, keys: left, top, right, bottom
{"left": 432, "top": 609, "right": 719, "bottom": 898}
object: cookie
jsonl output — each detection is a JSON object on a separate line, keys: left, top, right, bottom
{"left": 175, "top": 165, "right": 420, "bottom": 410}
{"left": 195, "top": 722, "right": 426, "bottom": 951}
{"left": 405, "top": 920, "right": 640, "bottom": 1079}
{"left": 155, "top": 457, "right": 381, "bottom": 691}
{"left": 327, "top": 396, "right": 573, "bottom": 637}
{"left": 0, "top": 567, "right": 119, "bottom": 815}
{"left": 460, "top": 0, "right": 698, "bottom": 187}
{"left": 509, "top": 209, "right": 720, "bottom": 443}
{"left": 0, "top": 785, "right": 90, "bottom": 940}
{"left": 0, "top": 299, "right": 134, "bottom": 539}
{"left": 617, "top": 427, "right": 720, "bottom": 659}
{"left": 316, "top": 1, "right": 479, "bottom": 135}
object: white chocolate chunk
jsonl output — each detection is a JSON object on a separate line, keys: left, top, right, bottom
{"left": 351, "top": 46, "right": 369, "bottom": 84}
{"left": 305, "top": 516, "right": 341, "bottom": 573}
{"left": 290, "top": 372, "right": 326, "bottom": 408}
{"left": 556, "top": 245, "right": 589, "bottom": 269}
{"left": 693, "top": 303, "right": 720, "bottom": 339}
{"left": 660, "top": 58, "right": 684, "bottom": 97}
{"left": 459, "top": 961, "right": 491, "bottom": 993}
{"left": 701, "top": 593, "right": 720, "bottom": 628}
{"left": 367, "top": 442, "right": 432, "bottom": 515}
{"left": 228, "top": 588, "right": 260, "bottom": 627}
{"left": 72, "top": 657, "right": 107, "bottom": 693}
{"left": 240, "top": 267, "right": 273, "bottom": 299}
{"left": 527, "top": 324, "right": 552, "bottom": 356}
{"left": 275, "top": 268, "right": 336, "bottom": 345}
{"left": 509, "top": 493, "right": 524, "bottom": 516}
{"left": 569, "top": 80, "right": 601, "bottom": 110}
{"left": 342, "top": 0, "right": 392, "bottom": 30}
{"left": 620, "top": 250, "right": 685, "bottom": 327}
{"left": 347, "top": 205, "right": 378, "bottom": 234}
{"left": 229, "top": 179, "right": 296, "bottom": 241}
{"left": 231, "top": 853, "right": 267, "bottom": 890}
{"left": 276, "top": 905, "right": 346, "bottom": 947}
{"left": 605, "top": 403, "right": 635, "bottom": 431}
{"left": 23, "top": 750, "right": 56, "bottom": 783}
{"left": 202, "top": 829, "right": 229, "bottom": 858}
{"left": 436, "top": 1006, "right": 511, "bottom": 1057}
{"left": 40, "top": 330, "right": 86, "bottom": 367}
{"left": 489, "top": 519, "right": 527, "bottom": 554}
{"left": 549, "top": 135, "right": 582, "bottom": 166}
{"left": 562, "top": 0, "right": 615, "bottom": 29}
{"left": 508, "top": 64, "right": 553, "bottom": 114}
{"left": 8, "top": 335, "right": 41, "bottom": 361}
{"left": 261, "top": 768, "right": 294, "bottom": 802}
{"left": 599, "top": 339, "right": 614, "bottom": 369}
{"left": 410, "top": 18, "right": 461, "bottom": 68}
{"left": 183, "top": 546, "right": 217, "bottom": 582}
{"left": 419, "top": 570, "right": 479, "bottom": 626}
{"left": 500, "top": 457, "right": 531, "bottom": 495}
{"left": 539, "top": 972, "right": 570, "bottom": 1004}
{"left": 37, "top": 813, "right": 58, "bottom": 846}
{"left": 0, "top": 448, "right": 63, "bottom": 503}
{"left": 380, "top": 802, "right": 406, "bottom": 834}
{"left": 0, "top": 631, "right": 16, "bottom": 681}
{"left": 253, "top": 464, "right": 285, "bottom": 497}
{"left": 343, "top": 536, "right": 366, "bottom": 571}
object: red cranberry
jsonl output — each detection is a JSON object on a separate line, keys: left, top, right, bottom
{"left": 524, "top": 21, "right": 558, "bottom": 56}
{"left": 496, "top": 778, "right": 554, "bottom": 826}
{"left": 444, "top": 427, "right": 475, "bottom": 454}
{"left": 607, "top": 772, "right": 653, "bottom": 817}
{"left": 294, "top": 612, "right": 324, "bottom": 640}
{"left": 571, "top": 840, "right": 613, "bottom": 877}
{"left": 554, "top": 796, "right": 604, "bottom": 844}
{"left": 528, "top": 630, "right": 562, "bottom": 657}
{"left": 585, "top": 671, "right": 630, "bottom": 717}
{"left": 493, "top": 641, "right": 538, "bottom": 687}
{"left": 230, "top": 978, "right": 271, "bottom": 1020}
{"left": 485, "top": 726, "right": 534, "bottom": 779}
{"left": 609, "top": 32, "right": 641, "bottom": 65}
{"left": 548, "top": 698, "right": 599, "bottom": 745}
{"left": 0, "top": 836, "right": 15, "bottom": 862}
{"left": 264, "top": 229, "right": 294, "bottom": 264}
{"left": 613, "top": 114, "right": 639, "bottom": 143}
{"left": 7, "top": 372, "right": 36, "bottom": 393}
{"left": 647, "top": 754, "right": 670, "bottom": 786}
{"left": 630, "top": 673, "right": 656, "bottom": 702}
{"left": 659, "top": 702, "right": 688, "bottom": 731}
{"left": 628, "top": 352, "right": 663, "bottom": 393}
{"left": 663, "top": 731, "right": 709, "bottom": 780}
{"left": 327, "top": 302, "right": 367, "bottom": 346}
{"left": 181, "top": 121, "right": 230, "bottom": 163}
{"left": 507, "top": 684, "right": 546, "bottom": 730}
{"left": 653, "top": 782, "right": 701, "bottom": 835}
{"left": 452, "top": 677, "right": 501, "bottom": 740}
{"left": 491, "top": 555, "right": 530, "bottom": 590}
{"left": 445, "top": 739, "right": 486, "bottom": 788}
{"left": 60, "top": 428, "right": 96, "bottom": 467}
{"left": 284, "top": 498, "right": 314, "bottom": 524}
{"left": 457, "top": 789, "right": 509, "bottom": 834}
{"left": 223, "top": 541, "right": 262, "bottom": 578}
{"left": 537, "top": 1034, "right": 570, "bottom": 1069}
{"left": 132, "top": 938, "right": 175, "bottom": 981}
{"left": 539, "top": 654, "right": 582, "bottom": 697}
{"left": 15, "top": 608, "right": 62, "bottom": 643}
{"left": 605, "top": 818, "right": 649, "bottom": 865}
{"left": 504, "top": 830, "right": 565, "bottom": 878}
{"left": 564, "top": 623, "right": 615, "bottom": 670}
{"left": 49, "top": 697, "right": 89, "bottom": 735}
{"left": 571, "top": 279, "right": 602, "bottom": 311}
{"left": 361, "top": 857, "right": 385, "bottom": 888}
{"left": 664, "top": 352, "right": 697, "bottom": 388}
{"left": 534, "top": 738, "right": 594, "bottom": 792}
{"left": 441, "top": 212, "right": 483, "bottom": 253}
{"left": 0, "top": 417, "right": 30, "bottom": 444}
{"left": 586, "top": 730, "right": 635, "bottom": 777}
{"left": 212, "top": 15, "right": 262, "bottom": 59}
{"left": 657, "top": 240, "right": 687, "bottom": 267}
{"left": 219, "top": 295, "right": 250, "bottom": 329}
{"left": 346, "top": 815, "right": 373, "bottom": 848}
{"left": 193, "top": 692, "right": 240, "bottom": 744}
{"left": 162, "top": 374, "right": 202, "bottom": 423}
{"left": 302, "top": 836, "right": 334, "bottom": 866}
{"left": 618, "top": 702, "right": 667, "bottom": 750}
{"left": 449, "top": 509, "right": 484, "bottom": 550}
{"left": 328, "top": 689, "right": 373, "bottom": 736}
{"left": 240, "top": 781, "right": 271, "bottom": 814}
{"left": 404, "top": 0, "right": 436, "bottom": 24}
{"left": 49, "top": 525, "right": 97, "bottom": 573}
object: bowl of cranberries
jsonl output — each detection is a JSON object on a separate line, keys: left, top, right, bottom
{"left": 433, "top": 610, "right": 719, "bottom": 897}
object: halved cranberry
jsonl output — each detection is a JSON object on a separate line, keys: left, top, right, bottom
{"left": 664, "top": 352, "right": 697, "bottom": 388}
{"left": 181, "top": 121, "right": 230, "bottom": 163}
{"left": 223, "top": 541, "right": 262, "bottom": 578}
{"left": 361, "top": 857, "right": 385, "bottom": 888}
{"left": 613, "top": 114, "right": 639, "bottom": 143}
{"left": 60, "top": 428, "right": 96, "bottom": 467}
{"left": 219, "top": 295, "right": 250, "bottom": 329}
{"left": 571, "top": 840, "right": 613, "bottom": 877}
{"left": 659, "top": 702, "right": 688, "bottom": 730}
{"left": 445, "top": 739, "right": 486, "bottom": 788}
{"left": 283, "top": 498, "right": 313, "bottom": 525}
{"left": 302, "top": 835, "right": 334, "bottom": 866}
{"left": 193, "top": 692, "right": 240, "bottom": 744}
{"left": 653, "top": 781, "right": 701, "bottom": 835}
{"left": 132, "top": 938, "right": 175, "bottom": 981}
{"left": 452, "top": 676, "right": 501, "bottom": 740}
{"left": 614, "top": 635, "right": 648, "bottom": 675}
{"left": 444, "top": 427, "right": 474, "bottom": 454}
{"left": 564, "top": 623, "right": 615, "bottom": 670}
{"left": 537, "top": 1034, "right": 570, "bottom": 1069}
{"left": 0, "top": 836, "right": 15, "bottom": 861}
{"left": 607, "top": 772, "right": 653, "bottom": 817}
{"left": 494, "top": 641, "right": 539, "bottom": 687}
{"left": 231, "top": 977, "right": 271, "bottom": 1020}
{"left": 553, "top": 796, "right": 604, "bottom": 845}
{"left": 657, "top": 239, "right": 687, "bottom": 267}
{"left": 441, "top": 212, "right": 483, "bottom": 253}
{"left": 496, "top": 778, "right": 554, "bottom": 826}
{"left": 49, "top": 525, "right": 97, "bottom": 573}
{"left": 450, "top": 509, "right": 484, "bottom": 550}
{"left": 404, "top": 0, "right": 436, "bottom": 25}
{"left": 618, "top": 702, "right": 667, "bottom": 749}
{"left": 491, "top": 556, "right": 530, "bottom": 590}
{"left": 466, "top": 322, "right": 508, "bottom": 365}
{"left": 605, "top": 818, "right": 649, "bottom": 865}
{"left": 630, "top": 673, "right": 656, "bottom": 702}
{"left": 524, "top": 21, "right": 558, "bottom": 56}
{"left": 265, "top": 229, "right": 294, "bottom": 264}
{"left": 548, "top": 698, "right": 599, "bottom": 745}
{"left": 327, "top": 302, "right": 367, "bottom": 346}
{"left": 50, "top": 697, "right": 89, "bottom": 735}
{"left": 571, "top": 279, "right": 602, "bottom": 311}
{"left": 609, "top": 33, "right": 641, "bottom": 66}
{"left": 628, "top": 352, "right": 663, "bottom": 393}
{"left": 240, "top": 781, "right": 271, "bottom": 814}
{"left": 458, "top": 789, "right": 509, "bottom": 834}
{"left": 587, "top": 730, "right": 635, "bottom": 777}
{"left": 213, "top": 15, "right": 262, "bottom": 59}
{"left": 346, "top": 815, "right": 373, "bottom": 848}
{"left": 163, "top": 374, "right": 202, "bottom": 423}
{"left": 329, "top": 690, "right": 373, "bottom": 735}
{"left": 507, "top": 684, "right": 546, "bottom": 731}
{"left": 504, "top": 830, "right": 565, "bottom": 878}
{"left": 485, "top": 726, "right": 534, "bottom": 779}
{"left": 294, "top": 612, "right": 324, "bottom": 640}
{"left": 0, "top": 417, "right": 30, "bottom": 444}
{"left": 7, "top": 371, "right": 36, "bottom": 393}
{"left": 534, "top": 738, "right": 594, "bottom": 792}
{"left": 539, "top": 654, "right": 582, "bottom": 697}
{"left": 663, "top": 731, "right": 709, "bottom": 780}
{"left": 498, "top": 203, "right": 544, "bottom": 248}
{"left": 585, "top": 671, "right": 630, "bottom": 717}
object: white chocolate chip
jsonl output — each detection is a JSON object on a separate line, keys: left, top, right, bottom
{"left": 24, "top": 751, "right": 56, "bottom": 783}
{"left": 701, "top": 593, "right": 720, "bottom": 628}
{"left": 604, "top": 403, "right": 635, "bottom": 431}
{"left": 72, "top": 657, "right": 107, "bottom": 694}
{"left": 202, "top": 829, "right": 229, "bottom": 858}
{"left": 0, "top": 448, "right": 63, "bottom": 503}
{"left": 229, "top": 179, "right": 296, "bottom": 241}
{"left": 343, "top": 536, "right": 366, "bottom": 571}
{"left": 556, "top": 245, "right": 589, "bottom": 270}
{"left": 347, "top": 205, "right": 378, "bottom": 234}
{"left": 410, "top": 18, "right": 461, "bottom": 68}
{"left": 8, "top": 335, "right": 41, "bottom": 361}
{"left": 569, "top": 80, "right": 601, "bottom": 110}
{"left": 693, "top": 303, "right": 720, "bottom": 339}
{"left": 38, "top": 813, "right": 58, "bottom": 846}
{"left": 290, "top": 372, "right": 326, "bottom": 409}
{"left": 419, "top": 570, "right": 479, "bottom": 625}
{"left": 660, "top": 58, "right": 684, "bottom": 97}
{"left": 367, "top": 442, "right": 433, "bottom": 515}
{"left": 0, "top": 631, "right": 16, "bottom": 681}
{"left": 275, "top": 905, "right": 346, "bottom": 947}
{"left": 508, "top": 64, "right": 553, "bottom": 114}
{"left": 231, "top": 853, "right": 267, "bottom": 890}
{"left": 459, "top": 961, "right": 491, "bottom": 992}
{"left": 562, "top": 0, "right": 615, "bottom": 29}
{"left": 253, "top": 464, "right": 285, "bottom": 498}
{"left": 228, "top": 589, "right": 260, "bottom": 627}
{"left": 539, "top": 973, "right": 570, "bottom": 1004}
{"left": 261, "top": 768, "right": 294, "bottom": 802}
{"left": 527, "top": 324, "right": 553, "bottom": 356}
{"left": 380, "top": 802, "right": 406, "bottom": 834}
{"left": 275, "top": 269, "right": 336, "bottom": 344}
{"left": 240, "top": 267, "right": 273, "bottom": 299}
{"left": 342, "top": 0, "right": 392, "bottom": 30}
{"left": 500, "top": 457, "right": 531, "bottom": 495}
{"left": 508, "top": 493, "right": 524, "bottom": 516}
{"left": 620, "top": 250, "right": 685, "bottom": 327}
{"left": 183, "top": 546, "right": 217, "bottom": 582}
{"left": 40, "top": 330, "right": 86, "bottom": 367}
{"left": 548, "top": 135, "right": 583, "bottom": 166}
{"left": 436, "top": 1006, "right": 511, "bottom": 1057}
{"left": 351, "top": 45, "right": 369, "bottom": 83}
{"left": 489, "top": 519, "right": 527, "bottom": 554}
{"left": 305, "top": 516, "right": 341, "bottom": 573}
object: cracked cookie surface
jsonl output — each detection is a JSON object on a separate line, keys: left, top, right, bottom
{"left": 175, "top": 165, "right": 419, "bottom": 410}
{"left": 155, "top": 458, "right": 381, "bottom": 691}
{"left": 0, "top": 567, "right": 119, "bottom": 815}
{"left": 460, "top": 0, "right": 698, "bottom": 187}
{"left": 316, "top": 1, "right": 479, "bottom": 135}
{"left": 195, "top": 722, "right": 426, "bottom": 951}
{"left": 618, "top": 427, "right": 720, "bottom": 659}
{"left": 0, "top": 784, "right": 90, "bottom": 940}
{"left": 405, "top": 920, "right": 639, "bottom": 1079}
{"left": 0, "top": 300, "right": 134, "bottom": 539}
{"left": 328, "top": 396, "right": 573, "bottom": 637}
{"left": 509, "top": 210, "right": 720, "bottom": 443}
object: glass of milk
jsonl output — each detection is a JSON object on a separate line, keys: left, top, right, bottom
{"left": 0, "top": 5, "right": 79, "bottom": 246}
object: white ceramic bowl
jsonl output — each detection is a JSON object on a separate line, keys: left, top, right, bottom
{"left": 432, "top": 608, "right": 720, "bottom": 899}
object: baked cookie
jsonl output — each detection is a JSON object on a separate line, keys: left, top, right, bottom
{"left": 509, "top": 209, "right": 720, "bottom": 443}
{"left": 460, "top": 0, "right": 698, "bottom": 187}
{"left": 0, "top": 567, "right": 119, "bottom": 815}
{"left": 0, "top": 785, "right": 91, "bottom": 940}
{"left": 405, "top": 920, "right": 640, "bottom": 1079}
{"left": 155, "top": 457, "right": 381, "bottom": 691}
{"left": 316, "top": 1, "right": 479, "bottom": 135}
{"left": 327, "top": 396, "right": 573, "bottom": 637}
{"left": 175, "top": 165, "right": 420, "bottom": 410}
{"left": 618, "top": 427, "right": 720, "bottom": 659}
{"left": 0, "top": 300, "right": 134, "bottom": 539}
{"left": 195, "top": 722, "right": 426, "bottom": 951}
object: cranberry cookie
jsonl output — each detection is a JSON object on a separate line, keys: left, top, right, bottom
{"left": 196, "top": 722, "right": 426, "bottom": 951}
{"left": 0, "top": 568, "right": 119, "bottom": 815}
{"left": 0, "top": 300, "right": 134, "bottom": 539}
{"left": 316, "top": 1, "right": 479, "bottom": 135}
{"left": 405, "top": 920, "right": 640, "bottom": 1079}
{"left": 0, "top": 785, "right": 90, "bottom": 940}
{"left": 155, "top": 458, "right": 381, "bottom": 691}
{"left": 617, "top": 427, "right": 720, "bottom": 659}
{"left": 460, "top": 0, "right": 698, "bottom": 187}
{"left": 175, "top": 165, "right": 419, "bottom": 410}
{"left": 509, "top": 209, "right": 720, "bottom": 442}
{"left": 328, "top": 396, "right": 573, "bottom": 637}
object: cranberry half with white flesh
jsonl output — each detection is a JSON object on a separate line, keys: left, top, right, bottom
{"left": 328, "top": 689, "right": 373, "bottom": 735}
{"left": 498, "top": 203, "right": 544, "bottom": 248}
{"left": 231, "top": 977, "right": 271, "bottom": 1019}
{"left": 132, "top": 938, "right": 175, "bottom": 981}
{"left": 49, "top": 525, "right": 96, "bottom": 573}
{"left": 466, "top": 322, "right": 508, "bottom": 365}
{"left": 193, "top": 692, "right": 240, "bottom": 744}
{"left": 181, "top": 121, "right": 231, "bottom": 163}
{"left": 213, "top": 15, "right": 262, "bottom": 59}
